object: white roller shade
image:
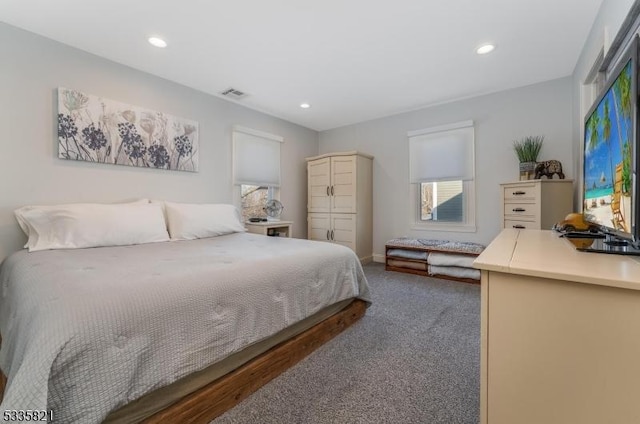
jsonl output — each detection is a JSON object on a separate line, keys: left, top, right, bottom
{"left": 409, "top": 121, "right": 474, "bottom": 183}
{"left": 233, "top": 126, "right": 283, "bottom": 187}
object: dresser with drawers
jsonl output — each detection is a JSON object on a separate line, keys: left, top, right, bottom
{"left": 501, "top": 179, "right": 573, "bottom": 230}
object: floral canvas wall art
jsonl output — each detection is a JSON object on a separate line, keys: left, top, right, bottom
{"left": 57, "top": 87, "right": 199, "bottom": 172}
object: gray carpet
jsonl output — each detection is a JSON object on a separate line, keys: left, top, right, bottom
{"left": 212, "top": 263, "right": 480, "bottom": 424}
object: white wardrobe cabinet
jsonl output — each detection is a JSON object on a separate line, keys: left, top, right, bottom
{"left": 306, "top": 151, "right": 373, "bottom": 263}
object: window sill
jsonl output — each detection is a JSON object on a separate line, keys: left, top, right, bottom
{"left": 410, "top": 223, "right": 477, "bottom": 233}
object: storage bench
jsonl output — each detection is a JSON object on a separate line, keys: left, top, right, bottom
{"left": 385, "top": 238, "right": 485, "bottom": 284}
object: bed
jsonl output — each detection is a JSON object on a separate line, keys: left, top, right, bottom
{"left": 0, "top": 232, "right": 370, "bottom": 423}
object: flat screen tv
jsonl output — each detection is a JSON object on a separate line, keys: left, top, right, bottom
{"left": 582, "top": 34, "right": 640, "bottom": 252}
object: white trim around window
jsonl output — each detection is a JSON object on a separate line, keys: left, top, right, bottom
{"left": 232, "top": 126, "right": 283, "bottom": 219}
{"left": 409, "top": 180, "right": 476, "bottom": 232}
{"left": 408, "top": 120, "right": 476, "bottom": 232}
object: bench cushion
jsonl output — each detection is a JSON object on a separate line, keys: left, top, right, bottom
{"left": 386, "top": 238, "right": 485, "bottom": 255}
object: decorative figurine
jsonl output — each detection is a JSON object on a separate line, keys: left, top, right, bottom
{"left": 534, "top": 160, "right": 564, "bottom": 179}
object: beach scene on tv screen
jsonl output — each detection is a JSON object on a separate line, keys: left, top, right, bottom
{"left": 584, "top": 60, "right": 633, "bottom": 233}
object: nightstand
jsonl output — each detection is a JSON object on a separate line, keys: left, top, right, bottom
{"left": 244, "top": 221, "right": 293, "bottom": 238}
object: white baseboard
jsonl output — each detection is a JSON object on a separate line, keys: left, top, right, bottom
{"left": 372, "top": 253, "right": 385, "bottom": 263}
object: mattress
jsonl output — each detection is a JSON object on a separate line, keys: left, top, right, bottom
{"left": 0, "top": 233, "right": 370, "bottom": 423}
{"left": 386, "top": 238, "right": 485, "bottom": 255}
{"left": 105, "top": 299, "right": 354, "bottom": 423}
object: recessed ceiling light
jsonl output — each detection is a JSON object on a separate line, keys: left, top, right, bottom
{"left": 300, "top": 103, "right": 311, "bottom": 109}
{"left": 148, "top": 37, "right": 167, "bottom": 48}
{"left": 476, "top": 44, "right": 495, "bottom": 55}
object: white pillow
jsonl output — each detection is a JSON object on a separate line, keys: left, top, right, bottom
{"left": 15, "top": 199, "right": 149, "bottom": 249}
{"left": 164, "top": 202, "right": 246, "bottom": 240}
{"left": 17, "top": 202, "right": 169, "bottom": 252}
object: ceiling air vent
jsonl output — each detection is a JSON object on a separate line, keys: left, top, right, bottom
{"left": 220, "top": 88, "right": 247, "bottom": 100}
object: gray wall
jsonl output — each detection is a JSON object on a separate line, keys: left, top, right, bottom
{"left": 0, "top": 23, "right": 318, "bottom": 261}
{"left": 319, "top": 77, "right": 573, "bottom": 258}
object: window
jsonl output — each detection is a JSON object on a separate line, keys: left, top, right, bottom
{"left": 409, "top": 120, "right": 475, "bottom": 231}
{"left": 581, "top": 47, "right": 605, "bottom": 121}
{"left": 232, "top": 126, "right": 282, "bottom": 221}
{"left": 420, "top": 180, "right": 463, "bottom": 222}
{"left": 239, "top": 185, "right": 274, "bottom": 222}
{"left": 579, "top": 46, "right": 605, "bottom": 209}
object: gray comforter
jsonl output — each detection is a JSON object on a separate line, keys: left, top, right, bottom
{"left": 0, "top": 233, "right": 370, "bottom": 423}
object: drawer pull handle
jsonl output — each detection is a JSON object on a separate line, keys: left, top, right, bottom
{"left": 331, "top": 229, "right": 334, "bottom": 240}
{"left": 331, "top": 186, "right": 334, "bottom": 196}
{"left": 513, "top": 225, "right": 526, "bottom": 229}
{"left": 512, "top": 208, "right": 526, "bottom": 212}
{"left": 326, "top": 186, "right": 330, "bottom": 196}
{"left": 326, "top": 230, "right": 330, "bottom": 240}
{"left": 513, "top": 191, "right": 526, "bottom": 195}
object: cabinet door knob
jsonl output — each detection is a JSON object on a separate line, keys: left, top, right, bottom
{"left": 512, "top": 208, "right": 526, "bottom": 212}
{"left": 513, "top": 225, "right": 526, "bottom": 229}
{"left": 326, "top": 230, "right": 330, "bottom": 240}
{"left": 513, "top": 191, "right": 526, "bottom": 195}
{"left": 326, "top": 186, "right": 330, "bottom": 196}
{"left": 331, "top": 186, "right": 334, "bottom": 196}
{"left": 331, "top": 229, "right": 334, "bottom": 240}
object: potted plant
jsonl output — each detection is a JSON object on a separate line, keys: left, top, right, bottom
{"left": 513, "top": 135, "right": 544, "bottom": 180}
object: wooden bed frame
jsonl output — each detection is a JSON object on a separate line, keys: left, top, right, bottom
{"left": 0, "top": 299, "right": 367, "bottom": 423}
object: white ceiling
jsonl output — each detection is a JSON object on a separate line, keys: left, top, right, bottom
{"left": 1, "top": 0, "right": 603, "bottom": 131}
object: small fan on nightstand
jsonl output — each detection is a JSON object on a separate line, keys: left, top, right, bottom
{"left": 263, "top": 199, "right": 284, "bottom": 221}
